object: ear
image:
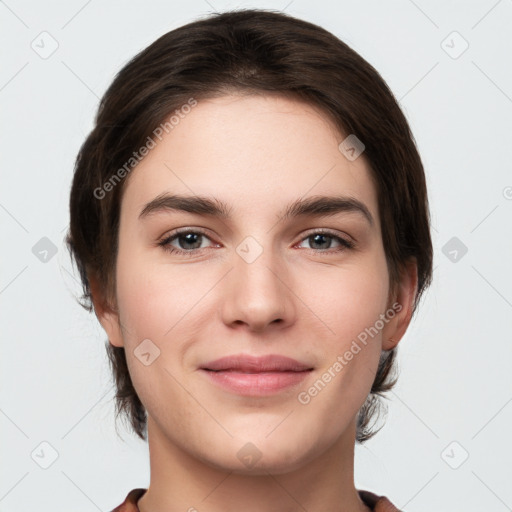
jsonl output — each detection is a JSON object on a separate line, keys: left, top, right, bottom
{"left": 381, "top": 258, "right": 418, "bottom": 351}
{"left": 89, "top": 274, "right": 125, "bottom": 348}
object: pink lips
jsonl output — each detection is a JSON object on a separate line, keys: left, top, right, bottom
{"left": 200, "top": 354, "right": 313, "bottom": 396}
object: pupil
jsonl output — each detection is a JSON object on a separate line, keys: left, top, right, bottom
{"left": 180, "top": 233, "right": 201, "bottom": 249}
{"left": 311, "top": 234, "right": 330, "bottom": 249}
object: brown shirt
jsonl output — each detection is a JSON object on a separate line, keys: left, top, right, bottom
{"left": 112, "top": 488, "right": 402, "bottom": 511}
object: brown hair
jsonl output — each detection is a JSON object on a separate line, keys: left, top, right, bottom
{"left": 66, "top": 8, "right": 433, "bottom": 443}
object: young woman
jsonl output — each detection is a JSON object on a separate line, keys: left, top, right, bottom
{"left": 66, "top": 9, "right": 433, "bottom": 512}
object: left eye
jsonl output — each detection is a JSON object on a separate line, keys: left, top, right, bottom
{"left": 296, "top": 233, "right": 353, "bottom": 251}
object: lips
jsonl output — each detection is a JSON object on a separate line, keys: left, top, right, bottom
{"left": 200, "top": 354, "right": 313, "bottom": 396}
{"left": 201, "top": 354, "right": 313, "bottom": 373}
{"left": 200, "top": 354, "right": 313, "bottom": 397}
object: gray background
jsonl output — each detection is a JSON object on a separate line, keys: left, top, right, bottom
{"left": 1, "top": 1, "right": 511, "bottom": 511}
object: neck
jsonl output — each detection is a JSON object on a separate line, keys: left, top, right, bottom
{"left": 137, "top": 416, "right": 371, "bottom": 512}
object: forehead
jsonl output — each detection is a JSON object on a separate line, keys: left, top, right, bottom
{"left": 120, "top": 94, "right": 379, "bottom": 223}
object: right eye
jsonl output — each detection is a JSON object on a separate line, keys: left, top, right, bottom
{"left": 158, "top": 229, "right": 219, "bottom": 255}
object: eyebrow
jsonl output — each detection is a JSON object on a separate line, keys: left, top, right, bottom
{"left": 139, "top": 193, "right": 374, "bottom": 226}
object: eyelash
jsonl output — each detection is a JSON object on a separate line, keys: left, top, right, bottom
{"left": 157, "top": 228, "right": 355, "bottom": 257}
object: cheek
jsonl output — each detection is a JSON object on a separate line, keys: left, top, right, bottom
{"left": 114, "top": 258, "right": 197, "bottom": 421}
{"left": 115, "top": 246, "right": 199, "bottom": 344}
{"left": 308, "top": 254, "right": 390, "bottom": 394}
{"left": 312, "top": 257, "right": 390, "bottom": 343}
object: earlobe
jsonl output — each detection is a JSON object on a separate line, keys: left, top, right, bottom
{"left": 382, "top": 258, "right": 418, "bottom": 351}
{"left": 88, "top": 274, "right": 125, "bottom": 348}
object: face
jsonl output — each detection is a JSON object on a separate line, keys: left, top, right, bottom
{"left": 96, "top": 93, "right": 415, "bottom": 474}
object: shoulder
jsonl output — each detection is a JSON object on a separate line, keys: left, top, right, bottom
{"left": 111, "top": 488, "right": 147, "bottom": 512}
{"left": 358, "top": 489, "right": 403, "bottom": 512}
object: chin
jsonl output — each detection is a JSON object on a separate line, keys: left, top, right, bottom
{"left": 196, "top": 430, "right": 321, "bottom": 476}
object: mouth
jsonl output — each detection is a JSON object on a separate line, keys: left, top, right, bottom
{"left": 201, "top": 353, "right": 313, "bottom": 372}
{"left": 199, "top": 354, "right": 314, "bottom": 396}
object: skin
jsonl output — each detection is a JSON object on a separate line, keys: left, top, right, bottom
{"left": 91, "top": 93, "right": 417, "bottom": 512}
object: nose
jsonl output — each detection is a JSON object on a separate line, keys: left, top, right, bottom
{"left": 220, "top": 241, "right": 296, "bottom": 333}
